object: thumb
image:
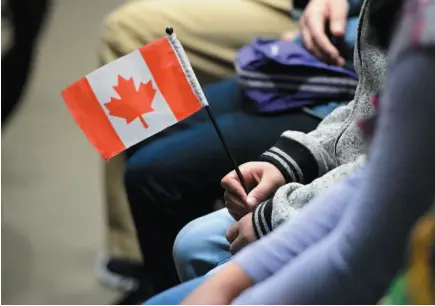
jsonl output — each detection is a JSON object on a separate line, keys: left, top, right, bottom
{"left": 246, "top": 181, "right": 274, "bottom": 207}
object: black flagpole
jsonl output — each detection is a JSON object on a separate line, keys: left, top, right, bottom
{"left": 165, "top": 26, "right": 249, "bottom": 195}
{"left": 204, "top": 105, "right": 249, "bottom": 194}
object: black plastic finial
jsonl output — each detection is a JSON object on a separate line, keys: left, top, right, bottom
{"left": 165, "top": 27, "right": 174, "bottom": 35}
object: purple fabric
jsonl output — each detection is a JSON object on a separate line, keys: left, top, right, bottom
{"left": 237, "top": 39, "right": 357, "bottom": 77}
{"left": 236, "top": 39, "right": 358, "bottom": 113}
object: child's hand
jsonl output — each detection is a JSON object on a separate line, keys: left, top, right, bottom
{"left": 221, "top": 162, "right": 285, "bottom": 220}
{"left": 226, "top": 213, "right": 257, "bottom": 254}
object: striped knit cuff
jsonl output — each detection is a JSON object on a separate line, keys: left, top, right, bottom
{"left": 252, "top": 199, "right": 273, "bottom": 238}
{"left": 260, "top": 136, "right": 318, "bottom": 184}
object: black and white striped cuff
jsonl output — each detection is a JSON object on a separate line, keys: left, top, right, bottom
{"left": 260, "top": 137, "right": 318, "bottom": 184}
{"left": 252, "top": 199, "right": 273, "bottom": 238}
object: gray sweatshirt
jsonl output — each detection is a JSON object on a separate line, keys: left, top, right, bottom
{"left": 253, "top": 0, "right": 386, "bottom": 237}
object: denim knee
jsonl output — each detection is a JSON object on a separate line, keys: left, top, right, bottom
{"left": 172, "top": 217, "right": 212, "bottom": 282}
{"left": 173, "top": 209, "right": 236, "bottom": 282}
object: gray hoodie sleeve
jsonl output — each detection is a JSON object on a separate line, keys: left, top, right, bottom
{"left": 252, "top": 0, "right": 380, "bottom": 237}
{"left": 260, "top": 100, "right": 354, "bottom": 185}
{"left": 253, "top": 99, "right": 363, "bottom": 237}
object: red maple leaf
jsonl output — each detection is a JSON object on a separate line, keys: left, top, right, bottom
{"left": 105, "top": 75, "right": 156, "bottom": 128}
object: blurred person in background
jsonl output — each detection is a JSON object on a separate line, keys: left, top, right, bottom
{"left": 1, "top": 0, "right": 51, "bottom": 125}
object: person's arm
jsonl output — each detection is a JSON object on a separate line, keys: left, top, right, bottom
{"left": 181, "top": 263, "right": 253, "bottom": 305}
{"left": 221, "top": 99, "right": 361, "bottom": 228}
{"left": 253, "top": 100, "right": 361, "bottom": 236}
{"left": 260, "top": 84, "right": 355, "bottom": 186}
{"left": 253, "top": 155, "right": 364, "bottom": 237}
{"left": 233, "top": 47, "right": 435, "bottom": 305}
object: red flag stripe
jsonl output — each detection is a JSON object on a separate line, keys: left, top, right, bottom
{"left": 61, "top": 78, "right": 125, "bottom": 159}
{"left": 139, "top": 38, "right": 202, "bottom": 122}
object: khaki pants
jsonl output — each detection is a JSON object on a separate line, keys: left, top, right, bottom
{"left": 100, "top": 0, "right": 296, "bottom": 262}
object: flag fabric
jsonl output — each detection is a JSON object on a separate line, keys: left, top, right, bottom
{"left": 61, "top": 34, "right": 208, "bottom": 160}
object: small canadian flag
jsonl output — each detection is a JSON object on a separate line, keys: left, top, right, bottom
{"left": 62, "top": 34, "right": 207, "bottom": 160}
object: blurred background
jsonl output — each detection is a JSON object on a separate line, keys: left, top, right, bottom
{"left": 2, "top": 0, "right": 124, "bottom": 304}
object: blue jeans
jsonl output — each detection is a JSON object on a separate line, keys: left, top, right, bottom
{"left": 125, "top": 77, "right": 320, "bottom": 291}
{"left": 174, "top": 208, "right": 234, "bottom": 281}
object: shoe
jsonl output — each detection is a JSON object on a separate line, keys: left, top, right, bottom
{"left": 97, "top": 254, "right": 146, "bottom": 292}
